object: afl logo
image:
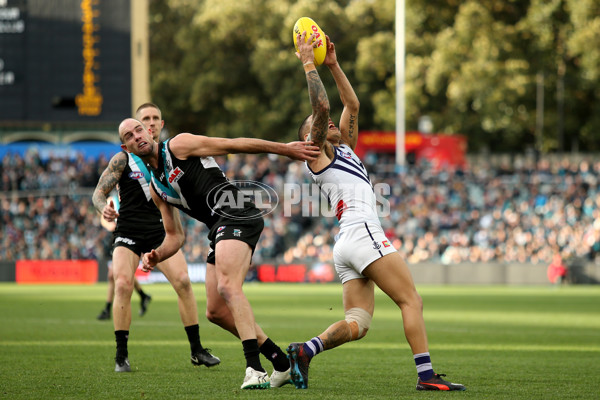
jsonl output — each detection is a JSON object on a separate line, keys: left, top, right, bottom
{"left": 342, "top": 152, "right": 352, "bottom": 159}
{"left": 160, "top": 192, "right": 168, "bottom": 201}
{"left": 129, "top": 171, "right": 144, "bottom": 180}
{"left": 207, "top": 180, "right": 278, "bottom": 220}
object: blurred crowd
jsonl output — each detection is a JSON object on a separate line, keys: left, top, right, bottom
{"left": 2, "top": 147, "right": 600, "bottom": 267}
{"left": 1, "top": 150, "right": 112, "bottom": 260}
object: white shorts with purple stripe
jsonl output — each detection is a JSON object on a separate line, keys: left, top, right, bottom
{"left": 333, "top": 222, "right": 397, "bottom": 283}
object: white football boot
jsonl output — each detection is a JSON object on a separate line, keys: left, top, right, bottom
{"left": 269, "top": 368, "right": 292, "bottom": 388}
{"left": 240, "top": 367, "right": 270, "bottom": 389}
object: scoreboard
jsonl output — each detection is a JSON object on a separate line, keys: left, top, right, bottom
{"left": 0, "top": 0, "right": 131, "bottom": 125}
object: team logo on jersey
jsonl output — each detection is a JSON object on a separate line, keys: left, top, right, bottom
{"left": 233, "top": 229, "right": 242, "bottom": 237}
{"left": 160, "top": 192, "right": 167, "bottom": 201}
{"left": 217, "top": 226, "right": 226, "bottom": 233}
{"left": 168, "top": 167, "right": 184, "bottom": 183}
{"left": 382, "top": 240, "right": 391, "bottom": 248}
{"left": 372, "top": 241, "right": 381, "bottom": 250}
{"left": 129, "top": 171, "right": 144, "bottom": 180}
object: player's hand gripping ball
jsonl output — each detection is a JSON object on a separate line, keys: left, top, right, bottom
{"left": 293, "top": 17, "right": 326, "bottom": 66}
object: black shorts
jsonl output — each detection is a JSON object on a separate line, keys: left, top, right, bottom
{"left": 206, "top": 217, "right": 264, "bottom": 264}
{"left": 112, "top": 229, "right": 165, "bottom": 256}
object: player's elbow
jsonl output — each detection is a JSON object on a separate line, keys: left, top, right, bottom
{"left": 176, "top": 232, "right": 186, "bottom": 248}
{"left": 345, "top": 98, "right": 359, "bottom": 116}
{"left": 167, "top": 230, "right": 185, "bottom": 249}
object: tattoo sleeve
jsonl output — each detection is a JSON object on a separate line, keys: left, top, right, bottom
{"left": 92, "top": 152, "right": 126, "bottom": 213}
{"left": 306, "top": 70, "right": 330, "bottom": 147}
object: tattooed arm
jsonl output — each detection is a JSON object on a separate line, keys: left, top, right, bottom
{"left": 295, "top": 30, "right": 332, "bottom": 162}
{"left": 305, "top": 69, "right": 331, "bottom": 152}
{"left": 323, "top": 35, "right": 359, "bottom": 150}
{"left": 92, "top": 151, "right": 127, "bottom": 222}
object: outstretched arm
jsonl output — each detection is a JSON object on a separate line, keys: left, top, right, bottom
{"left": 92, "top": 152, "right": 127, "bottom": 222}
{"left": 168, "top": 134, "right": 320, "bottom": 161}
{"left": 323, "top": 35, "right": 359, "bottom": 150}
{"left": 141, "top": 185, "right": 185, "bottom": 271}
{"left": 296, "top": 31, "right": 331, "bottom": 151}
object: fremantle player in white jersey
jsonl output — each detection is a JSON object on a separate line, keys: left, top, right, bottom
{"left": 117, "top": 115, "right": 320, "bottom": 389}
{"left": 92, "top": 103, "right": 220, "bottom": 373}
{"left": 286, "top": 31, "right": 465, "bottom": 392}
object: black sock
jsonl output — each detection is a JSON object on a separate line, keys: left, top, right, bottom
{"left": 260, "top": 338, "right": 289, "bottom": 372}
{"left": 136, "top": 288, "right": 146, "bottom": 297}
{"left": 185, "top": 324, "right": 202, "bottom": 354}
{"left": 115, "top": 330, "right": 129, "bottom": 359}
{"left": 105, "top": 302, "right": 112, "bottom": 311}
{"left": 242, "top": 339, "right": 264, "bottom": 372}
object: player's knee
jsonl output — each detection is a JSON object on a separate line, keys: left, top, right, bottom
{"left": 171, "top": 271, "right": 192, "bottom": 293}
{"left": 216, "top": 277, "right": 241, "bottom": 302}
{"left": 409, "top": 290, "right": 423, "bottom": 311}
{"left": 396, "top": 289, "right": 423, "bottom": 311}
{"left": 205, "top": 305, "right": 231, "bottom": 329}
{"left": 114, "top": 275, "right": 134, "bottom": 296}
{"left": 216, "top": 282, "right": 230, "bottom": 301}
{"left": 345, "top": 307, "right": 372, "bottom": 341}
{"left": 205, "top": 307, "right": 221, "bottom": 326}
{"left": 114, "top": 273, "right": 132, "bottom": 287}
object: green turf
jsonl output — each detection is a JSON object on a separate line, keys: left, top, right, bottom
{"left": 0, "top": 283, "right": 599, "bottom": 399}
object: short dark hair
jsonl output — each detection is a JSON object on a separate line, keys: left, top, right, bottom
{"left": 135, "top": 102, "right": 161, "bottom": 118}
{"left": 297, "top": 115, "right": 311, "bottom": 141}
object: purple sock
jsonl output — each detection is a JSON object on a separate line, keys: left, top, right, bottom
{"left": 414, "top": 352, "right": 434, "bottom": 381}
{"left": 303, "top": 337, "right": 324, "bottom": 358}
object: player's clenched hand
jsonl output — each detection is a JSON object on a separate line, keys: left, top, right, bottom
{"left": 285, "top": 141, "right": 320, "bottom": 161}
{"left": 102, "top": 199, "right": 119, "bottom": 222}
{"left": 141, "top": 249, "right": 159, "bottom": 272}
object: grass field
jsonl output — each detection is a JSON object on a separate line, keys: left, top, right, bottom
{"left": 1, "top": 283, "right": 599, "bottom": 399}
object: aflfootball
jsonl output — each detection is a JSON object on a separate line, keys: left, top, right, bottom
{"left": 293, "top": 17, "right": 326, "bottom": 66}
